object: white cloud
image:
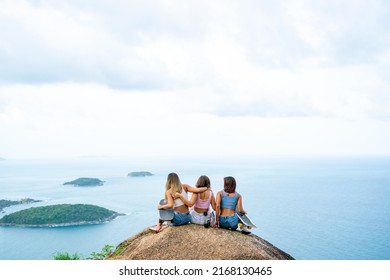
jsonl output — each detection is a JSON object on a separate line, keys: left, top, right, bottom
{"left": 0, "top": 0, "right": 390, "bottom": 158}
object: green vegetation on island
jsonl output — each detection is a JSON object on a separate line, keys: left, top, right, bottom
{"left": 0, "top": 198, "right": 40, "bottom": 212}
{"left": 63, "top": 177, "right": 104, "bottom": 187}
{"left": 128, "top": 171, "right": 154, "bottom": 177}
{"left": 0, "top": 204, "right": 122, "bottom": 227}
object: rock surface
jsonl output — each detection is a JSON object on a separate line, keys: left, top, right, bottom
{"left": 107, "top": 224, "right": 294, "bottom": 260}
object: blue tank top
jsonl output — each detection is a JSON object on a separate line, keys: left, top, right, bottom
{"left": 221, "top": 191, "right": 238, "bottom": 209}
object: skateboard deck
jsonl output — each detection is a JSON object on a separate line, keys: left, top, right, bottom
{"left": 237, "top": 212, "right": 257, "bottom": 228}
{"left": 158, "top": 199, "right": 174, "bottom": 221}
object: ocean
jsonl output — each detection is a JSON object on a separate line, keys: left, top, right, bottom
{"left": 0, "top": 156, "right": 389, "bottom": 260}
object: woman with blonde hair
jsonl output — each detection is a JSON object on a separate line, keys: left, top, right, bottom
{"left": 174, "top": 175, "right": 216, "bottom": 226}
{"left": 150, "top": 172, "right": 207, "bottom": 232}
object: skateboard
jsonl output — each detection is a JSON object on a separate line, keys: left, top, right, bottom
{"left": 158, "top": 199, "right": 174, "bottom": 221}
{"left": 237, "top": 212, "right": 257, "bottom": 234}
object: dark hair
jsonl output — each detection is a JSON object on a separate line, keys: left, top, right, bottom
{"left": 196, "top": 175, "right": 210, "bottom": 188}
{"left": 223, "top": 176, "right": 236, "bottom": 193}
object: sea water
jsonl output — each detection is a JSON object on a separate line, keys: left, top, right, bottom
{"left": 0, "top": 156, "right": 389, "bottom": 260}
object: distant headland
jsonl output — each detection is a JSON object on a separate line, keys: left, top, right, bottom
{"left": 0, "top": 198, "right": 41, "bottom": 212}
{"left": 0, "top": 204, "right": 123, "bottom": 227}
{"left": 128, "top": 171, "right": 154, "bottom": 177}
{"left": 63, "top": 177, "right": 105, "bottom": 187}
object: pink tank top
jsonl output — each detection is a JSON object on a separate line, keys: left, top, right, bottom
{"left": 194, "top": 190, "right": 212, "bottom": 209}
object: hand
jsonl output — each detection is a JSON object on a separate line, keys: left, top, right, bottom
{"left": 173, "top": 193, "right": 181, "bottom": 199}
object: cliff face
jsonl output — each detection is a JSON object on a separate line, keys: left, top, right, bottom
{"left": 107, "top": 224, "right": 294, "bottom": 260}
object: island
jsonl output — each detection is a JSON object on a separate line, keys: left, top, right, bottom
{"left": 128, "top": 171, "right": 154, "bottom": 177}
{"left": 63, "top": 177, "right": 105, "bottom": 187}
{"left": 0, "top": 198, "right": 41, "bottom": 212}
{"left": 0, "top": 157, "right": 5, "bottom": 160}
{"left": 0, "top": 204, "right": 123, "bottom": 227}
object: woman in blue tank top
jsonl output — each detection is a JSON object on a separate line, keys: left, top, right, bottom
{"left": 215, "top": 176, "right": 246, "bottom": 229}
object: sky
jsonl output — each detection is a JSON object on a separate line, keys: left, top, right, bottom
{"left": 0, "top": 0, "right": 390, "bottom": 159}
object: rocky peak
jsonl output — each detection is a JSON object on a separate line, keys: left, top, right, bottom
{"left": 107, "top": 224, "right": 294, "bottom": 260}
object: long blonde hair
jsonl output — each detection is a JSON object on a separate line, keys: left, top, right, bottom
{"left": 166, "top": 172, "right": 182, "bottom": 195}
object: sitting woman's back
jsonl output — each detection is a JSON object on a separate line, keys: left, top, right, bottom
{"left": 216, "top": 176, "right": 245, "bottom": 229}
{"left": 175, "top": 175, "right": 216, "bottom": 226}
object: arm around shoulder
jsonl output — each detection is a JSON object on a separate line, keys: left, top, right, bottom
{"left": 184, "top": 184, "right": 207, "bottom": 193}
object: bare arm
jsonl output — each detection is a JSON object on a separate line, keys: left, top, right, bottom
{"left": 158, "top": 189, "right": 174, "bottom": 209}
{"left": 210, "top": 192, "right": 216, "bottom": 211}
{"left": 174, "top": 192, "right": 197, "bottom": 207}
{"left": 236, "top": 193, "right": 246, "bottom": 214}
{"left": 215, "top": 191, "right": 222, "bottom": 226}
{"left": 183, "top": 184, "right": 207, "bottom": 193}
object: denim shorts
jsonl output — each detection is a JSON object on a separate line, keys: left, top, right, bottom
{"left": 219, "top": 214, "right": 239, "bottom": 229}
{"left": 171, "top": 211, "right": 191, "bottom": 226}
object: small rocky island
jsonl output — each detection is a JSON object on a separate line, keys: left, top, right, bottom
{"left": 63, "top": 177, "right": 105, "bottom": 187}
{"left": 128, "top": 171, "right": 154, "bottom": 177}
{"left": 0, "top": 204, "right": 122, "bottom": 227}
{"left": 0, "top": 198, "right": 41, "bottom": 212}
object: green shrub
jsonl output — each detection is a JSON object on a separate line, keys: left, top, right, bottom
{"left": 88, "top": 245, "right": 114, "bottom": 260}
{"left": 53, "top": 252, "right": 81, "bottom": 260}
{"left": 53, "top": 244, "right": 114, "bottom": 260}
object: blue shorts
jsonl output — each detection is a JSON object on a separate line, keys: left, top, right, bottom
{"left": 171, "top": 211, "right": 191, "bottom": 226}
{"left": 219, "top": 214, "right": 239, "bottom": 229}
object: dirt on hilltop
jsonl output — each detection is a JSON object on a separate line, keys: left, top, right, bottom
{"left": 107, "top": 224, "right": 294, "bottom": 260}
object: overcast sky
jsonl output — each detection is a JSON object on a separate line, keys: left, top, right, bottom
{"left": 1, "top": 0, "right": 389, "bottom": 159}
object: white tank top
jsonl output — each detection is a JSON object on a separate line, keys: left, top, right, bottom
{"left": 173, "top": 187, "right": 188, "bottom": 207}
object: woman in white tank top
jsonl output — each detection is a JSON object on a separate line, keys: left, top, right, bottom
{"left": 149, "top": 173, "right": 207, "bottom": 232}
